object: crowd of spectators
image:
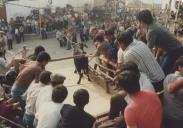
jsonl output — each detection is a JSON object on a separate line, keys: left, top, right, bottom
{"left": 0, "top": 9, "right": 183, "bottom": 128}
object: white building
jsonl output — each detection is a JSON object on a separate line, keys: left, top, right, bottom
{"left": 5, "top": 0, "right": 91, "bottom": 21}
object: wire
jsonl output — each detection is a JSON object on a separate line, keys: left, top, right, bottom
{"left": 5, "top": 2, "right": 42, "bottom": 9}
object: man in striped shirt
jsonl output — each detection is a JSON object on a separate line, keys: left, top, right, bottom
{"left": 117, "top": 31, "right": 165, "bottom": 92}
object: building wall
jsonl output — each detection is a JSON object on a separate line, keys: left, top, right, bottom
{"left": 92, "top": 0, "right": 106, "bottom": 7}
{"left": 0, "top": 4, "right": 6, "bottom": 20}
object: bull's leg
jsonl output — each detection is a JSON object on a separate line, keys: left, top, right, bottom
{"left": 74, "top": 69, "right": 77, "bottom": 74}
{"left": 85, "top": 67, "right": 91, "bottom": 82}
{"left": 87, "top": 74, "right": 91, "bottom": 82}
{"left": 77, "top": 73, "right": 82, "bottom": 84}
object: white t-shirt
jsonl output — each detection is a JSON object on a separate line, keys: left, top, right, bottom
{"left": 25, "top": 83, "right": 45, "bottom": 116}
{"left": 35, "top": 85, "right": 53, "bottom": 113}
{"left": 36, "top": 101, "right": 63, "bottom": 128}
{"left": 15, "top": 29, "right": 19, "bottom": 35}
{"left": 139, "top": 72, "right": 155, "bottom": 92}
{"left": 117, "top": 48, "right": 124, "bottom": 64}
{"left": 56, "top": 31, "right": 61, "bottom": 39}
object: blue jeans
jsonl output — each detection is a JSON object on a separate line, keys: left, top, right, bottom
{"left": 11, "top": 84, "right": 27, "bottom": 110}
{"left": 23, "top": 113, "right": 34, "bottom": 128}
{"left": 11, "top": 84, "right": 27, "bottom": 101}
{"left": 160, "top": 47, "right": 183, "bottom": 75}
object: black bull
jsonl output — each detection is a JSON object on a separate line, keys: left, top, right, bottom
{"left": 74, "top": 55, "right": 91, "bottom": 84}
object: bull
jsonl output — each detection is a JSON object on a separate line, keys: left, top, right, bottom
{"left": 73, "top": 43, "right": 91, "bottom": 84}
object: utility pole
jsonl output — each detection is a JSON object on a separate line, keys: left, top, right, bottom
{"left": 165, "top": 0, "right": 172, "bottom": 28}
{"left": 152, "top": 0, "right": 154, "bottom": 14}
{"left": 39, "top": 0, "right": 42, "bottom": 35}
{"left": 0, "top": 0, "right": 7, "bottom": 20}
{"left": 174, "top": 0, "right": 182, "bottom": 34}
{"left": 140, "top": 0, "right": 143, "bottom": 10}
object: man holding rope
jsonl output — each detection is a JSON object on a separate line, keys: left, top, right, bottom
{"left": 11, "top": 52, "right": 51, "bottom": 109}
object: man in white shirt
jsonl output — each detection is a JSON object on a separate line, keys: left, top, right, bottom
{"left": 23, "top": 71, "right": 52, "bottom": 128}
{"left": 117, "top": 47, "right": 124, "bottom": 69}
{"left": 15, "top": 27, "right": 20, "bottom": 44}
{"left": 35, "top": 73, "right": 66, "bottom": 114}
{"left": 36, "top": 86, "right": 68, "bottom": 128}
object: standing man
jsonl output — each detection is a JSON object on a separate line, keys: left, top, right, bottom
{"left": 137, "top": 10, "right": 183, "bottom": 75}
{"left": 15, "top": 27, "right": 20, "bottom": 44}
{"left": 7, "top": 31, "right": 13, "bottom": 50}
{"left": 19, "top": 25, "right": 25, "bottom": 42}
{"left": 11, "top": 52, "right": 51, "bottom": 107}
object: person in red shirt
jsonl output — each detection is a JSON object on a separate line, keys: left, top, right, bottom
{"left": 118, "top": 70, "right": 163, "bottom": 128}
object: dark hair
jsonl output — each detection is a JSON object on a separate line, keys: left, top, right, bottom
{"left": 34, "top": 45, "right": 45, "bottom": 56}
{"left": 118, "top": 70, "right": 140, "bottom": 94}
{"left": 173, "top": 56, "right": 183, "bottom": 72}
{"left": 36, "top": 52, "right": 51, "bottom": 62}
{"left": 105, "top": 29, "right": 114, "bottom": 36}
{"left": 51, "top": 81, "right": 64, "bottom": 87}
{"left": 117, "top": 31, "right": 133, "bottom": 46}
{"left": 136, "top": 10, "right": 154, "bottom": 25}
{"left": 121, "top": 62, "right": 140, "bottom": 76}
{"left": 39, "top": 71, "right": 52, "bottom": 85}
{"left": 73, "top": 89, "right": 89, "bottom": 108}
{"left": 52, "top": 86, "right": 68, "bottom": 103}
{"left": 95, "top": 34, "right": 104, "bottom": 42}
{"left": 126, "top": 27, "right": 137, "bottom": 37}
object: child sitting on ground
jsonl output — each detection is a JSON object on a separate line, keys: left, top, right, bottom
{"left": 16, "top": 45, "right": 31, "bottom": 59}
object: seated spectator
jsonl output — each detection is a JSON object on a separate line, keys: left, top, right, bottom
{"left": 109, "top": 61, "right": 155, "bottom": 120}
{"left": 60, "top": 89, "right": 95, "bottom": 128}
{"left": 23, "top": 71, "right": 52, "bottom": 128}
{"left": 118, "top": 70, "right": 162, "bottom": 128}
{"left": 11, "top": 52, "right": 51, "bottom": 108}
{"left": 163, "top": 56, "right": 183, "bottom": 128}
{"left": 117, "top": 31, "right": 165, "bottom": 92}
{"left": 28, "top": 45, "right": 45, "bottom": 61}
{"left": 36, "top": 86, "right": 68, "bottom": 128}
{"left": 35, "top": 73, "right": 66, "bottom": 113}
{"left": 16, "top": 45, "right": 32, "bottom": 59}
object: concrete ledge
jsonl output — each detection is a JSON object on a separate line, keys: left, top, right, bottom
{"left": 24, "top": 31, "right": 56, "bottom": 40}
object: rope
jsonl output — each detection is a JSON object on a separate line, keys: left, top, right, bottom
{"left": 98, "top": 70, "right": 114, "bottom": 81}
{"left": 99, "top": 56, "right": 116, "bottom": 67}
{"left": 50, "top": 54, "right": 92, "bottom": 62}
{"left": 0, "top": 116, "right": 25, "bottom": 128}
{"left": 95, "top": 62, "right": 116, "bottom": 73}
